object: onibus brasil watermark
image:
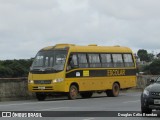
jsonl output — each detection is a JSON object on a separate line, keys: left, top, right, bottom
{"left": 2, "top": 112, "right": 42, "bottom": 118}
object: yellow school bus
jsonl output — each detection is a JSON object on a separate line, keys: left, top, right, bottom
{"left": 28, "top": 44, "right": 137, "bottom": 101}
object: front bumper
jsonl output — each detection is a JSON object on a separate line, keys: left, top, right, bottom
{"left": 141, "top": 94, "right": 160, "bottom": 110}
{"left": 28, "top": 82, "right": 67, "bottom": 92}
{"left": 149, "top": 105, "right": 160, "bottom": 109}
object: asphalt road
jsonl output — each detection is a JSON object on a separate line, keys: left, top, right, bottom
{"left": 0, "top": 91, "right": 160, "bottom": 120}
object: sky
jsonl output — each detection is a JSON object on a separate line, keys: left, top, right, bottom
{"left": 0, "top": 0, "right": 160, "bottom": 60}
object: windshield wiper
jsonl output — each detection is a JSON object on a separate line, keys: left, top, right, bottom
{"left": 30, "top": 67, "right": 42, "bottom": 71}
{"left": 44, "top": 67, "right": 57, "bottom": 72}
{"left": 30, "top": 67, "right": 56, "bottom": 72}
{"left": 30, "top": 67, "right": 62, "bottom": 73}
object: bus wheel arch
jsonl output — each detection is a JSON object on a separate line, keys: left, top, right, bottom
{"left": 106, "top": 82, "right": 120, "bottom": 97}
{"left": 68, "top": 82, "right": 79, "bottom": 100}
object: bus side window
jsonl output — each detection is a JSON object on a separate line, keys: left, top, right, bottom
{"left": 112, "top": 54, "right": 124, "bottom": 68}
{"left": 72, "top": 54, "right": 78, "bottom": 68}
{"left": 123, "top": 54, "right": 134, "bottom": 67}
{"left": 67, "top": 54, "right": 78, "bottom": 70}
{"left": 78, "top": 54, "right": 88, "bottom": 68}
{"left": 88, "top": 54, "right": 101, "bottom": 68}
{"left": 100, "top": 54, "right": 113, "bottom": 67}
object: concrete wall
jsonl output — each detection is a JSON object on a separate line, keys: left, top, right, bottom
{"left": 0, "top": 78, "right": 35, "bottom": 101}
{"left": 136, "top": 75, "right": 159, "bottom": 89}
{"left": 0, "top": 75, "right": 159, "bottom": 101}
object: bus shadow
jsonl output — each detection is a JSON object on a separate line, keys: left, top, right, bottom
{"left": 37, "top": 91, "right": 138, "bottom": 102}
{"left": 43, "top": 94, "right": 118, "bottom": 101}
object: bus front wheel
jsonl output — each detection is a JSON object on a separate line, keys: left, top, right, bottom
{"left": 68, "top": 85, "right": 78, "bottom": 100}
{"left": 36, "top": 93, "right": 46, "bottom": 101}
{"left": 106, "top": 83, "right": 120, "bottom": 97}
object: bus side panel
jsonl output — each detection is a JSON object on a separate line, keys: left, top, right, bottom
{"left": 115, "top": 76, "right": 137, "bottom": 89}
{"left": 65, "top": 75, "right": 136, "bottom": 92}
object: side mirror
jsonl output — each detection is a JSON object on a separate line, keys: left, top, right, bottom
{"left": 150, "top": 79, "right": 155, "bottom": 83}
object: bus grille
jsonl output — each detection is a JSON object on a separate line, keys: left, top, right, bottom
{"left": 151, "top": 92, "right": 160, "bottom": 96}
{"left": 34, "top": 80, "right": 52, "bottom": 84}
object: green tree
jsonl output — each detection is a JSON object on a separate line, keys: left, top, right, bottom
{"left": 0, "top": 66, "right": 13, "bottom": 77}
{"left": 142, "top": 59, "right": 160, "bottom": 75}
{"left": 9, "top": 61, "right": 26, "bottom": 77}
{"left": 137, "top": 49, "right": 149, "bottom": 62}
{"left": 157, "top": 53, "right": 160, "bottom": 58}
{"left": 148, "top": 53, "right": 154, "bottom": 62}
{"left": 0, "top": 58, "right": 33, "bottom": 78}
{"left": 149, "top": 59, "right": 160, "bottom": 75}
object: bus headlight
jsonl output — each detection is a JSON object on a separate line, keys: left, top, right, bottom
{"left": 28, "top": 80, "right": 34, "bottom": 84}
{"left": 52, "top": 78, "right": 64, "bottom": 83}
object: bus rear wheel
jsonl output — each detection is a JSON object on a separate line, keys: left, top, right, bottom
{"left": 106, "top": 83, "right": 120, "bottom": 97}
{"left": 36, "top": 93, "right": 46, "bottom": 101}
{"left": 80, "top": 92, "right": 93, "bottom": 98}
{"left": 68, "top": 85, "right": 78, "bottom": 100}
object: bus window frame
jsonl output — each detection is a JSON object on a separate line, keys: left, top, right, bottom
{"left": 88, "top": 53, "right": 101, "bottom": 68}
{"left": 123, "top": 53, "right": 135, "bottom": 67}
{"left": 66, "top": 52, "right": 136, "bottom": 70}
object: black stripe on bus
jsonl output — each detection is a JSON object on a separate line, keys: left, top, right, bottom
{"left": 66, "top": 69, "right": 136, "bottom": 78}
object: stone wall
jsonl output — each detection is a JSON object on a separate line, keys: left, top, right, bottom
{"left": 0, "top": 78, "right": 35, "bottom": 101}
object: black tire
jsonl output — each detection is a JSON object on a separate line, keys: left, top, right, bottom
{"left": 141, "top": 94, "right": 152, "bottom": 114}
{"left": 80, "top": 92, "right": 93, "bottom": 98}
{"left": 141, "top": 106, "right": 152, "bottom": 114}
{"left": 106, "top": 83, "right": 120, "bottom": 97}
{"left": 36, "top": 93, "right": 46, "bottom": 101}
{"left": 68, "top": 85, "right": 78, "bottom": 100}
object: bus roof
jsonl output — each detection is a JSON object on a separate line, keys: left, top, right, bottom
{"left": 41, "top": 44, "right": 133, "bottom": 53}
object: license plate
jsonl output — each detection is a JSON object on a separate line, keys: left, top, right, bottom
{"left": 38, "top": 86, "right": 45, "bottom": 90}
{"left": 154, "top": 99, "right": 160, "bottom": 104}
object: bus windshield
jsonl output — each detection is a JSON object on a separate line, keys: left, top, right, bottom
{"left": 30, "top": 50, "right": 67, "bottom": 72}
